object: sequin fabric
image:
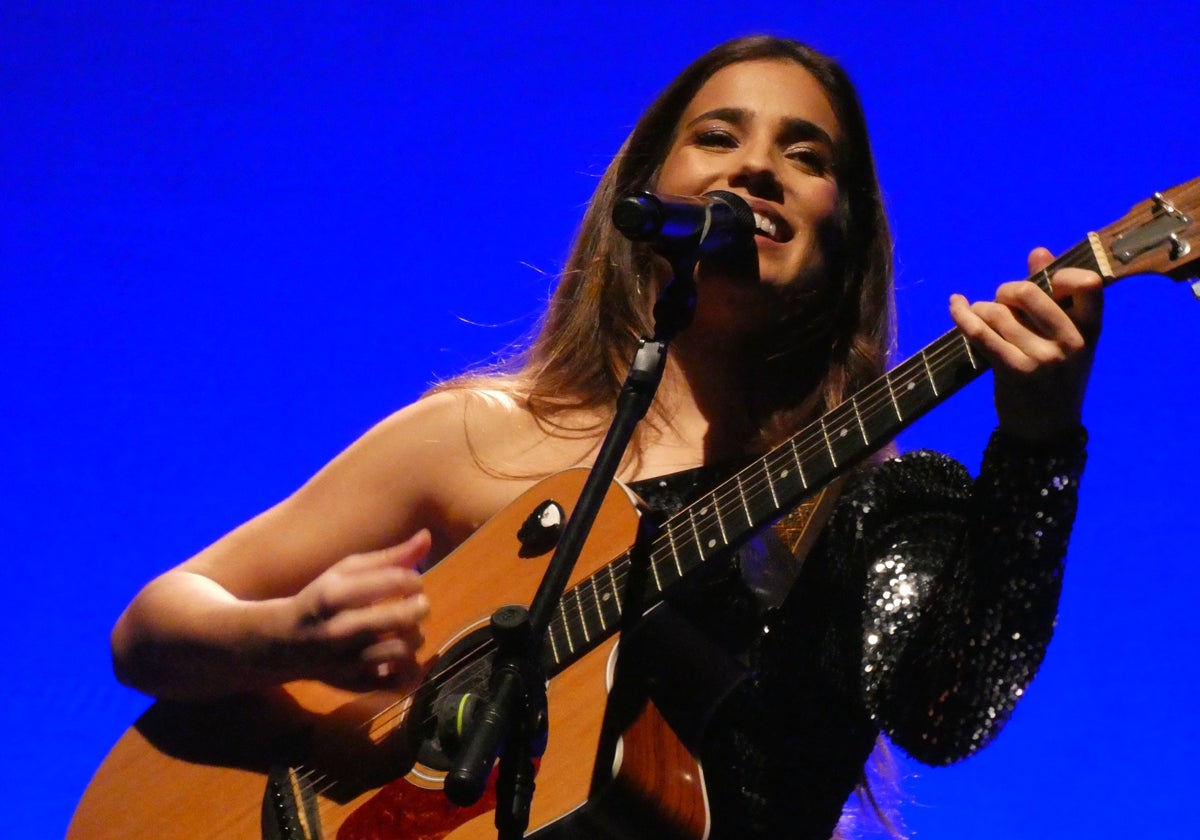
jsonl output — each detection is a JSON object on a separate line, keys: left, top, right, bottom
{"left": 629, "top": 427, "right": 1087, "bottom": 840}
{"left": 847, "top": 428, "right": 1085, "bottom": 764}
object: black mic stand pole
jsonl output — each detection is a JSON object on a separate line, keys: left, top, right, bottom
{"left": 443, "top": 247, "right": 701, "bottom": 840}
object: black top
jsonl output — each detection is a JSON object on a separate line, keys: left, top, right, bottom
{"left": 620, "top": 427, "right": 1087, "bottom": 839}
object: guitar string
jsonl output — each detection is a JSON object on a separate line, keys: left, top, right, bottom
{"left": 288, "top": 327, "right": 1014, "bottom": 807}
{"left": 293, "top": 241, "right": 1095, "bottom": 791}
{"left": 320, "top": 240, "right": 1095, "bottom": 753}
{"left": 287, "top": 632, "right": 503, "bottom": 807}
{"left": 646, "top": 243, "right": 1094, "bottom": 583}
{"left": 284, "top": 243, "right": 1100, "bottom": 815}
{"left": 605, "top": 243, "right": 1094, "bottom": 623}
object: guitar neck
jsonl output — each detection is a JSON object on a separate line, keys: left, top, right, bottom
{"left": 538, "top": 236, "right": 1109, "bottom": 674}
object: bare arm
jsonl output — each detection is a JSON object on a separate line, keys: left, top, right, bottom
{"left": 111, "top": 392, "right": 470, "bottom": 702}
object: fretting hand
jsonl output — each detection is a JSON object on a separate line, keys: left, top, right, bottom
{"left": 949, "top": 247, "right": 1104, "bottom": 442}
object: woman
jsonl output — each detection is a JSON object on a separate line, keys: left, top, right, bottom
{"left": 111, "top": 36, "right": 1102, "bottom": 839}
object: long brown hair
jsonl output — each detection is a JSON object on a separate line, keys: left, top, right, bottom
{"left": 440, "top": 37, "right": 905, "bottom": 837}
{"left": 441, "top": 35, "right": 894, "bottom": 454}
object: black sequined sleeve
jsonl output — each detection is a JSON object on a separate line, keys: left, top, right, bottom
{"left": 841, "top": 427, "right": 1087, "bottom": 765}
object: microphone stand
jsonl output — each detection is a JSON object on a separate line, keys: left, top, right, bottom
{"left": 443, "top": 247, "right": 702, "bottom": 840}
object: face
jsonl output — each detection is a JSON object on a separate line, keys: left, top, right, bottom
{"left": 655, "top": 59, "right": 842, "bottom": 310}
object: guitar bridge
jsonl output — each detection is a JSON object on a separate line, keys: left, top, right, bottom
{"left": 263, "top": 765, "right": 324, "bottom": 840}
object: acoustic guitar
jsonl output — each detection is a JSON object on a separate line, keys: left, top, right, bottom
{"left": 68, "top": 178, "right": 1200, "bottom": 839}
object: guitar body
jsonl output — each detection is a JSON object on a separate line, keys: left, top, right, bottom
{"left": 69, "top": 470, "right": 709, "bottom": 840}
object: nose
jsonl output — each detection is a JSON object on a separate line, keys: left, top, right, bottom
{"left": 728, "top": 139, "right": 783, "bottom": 202}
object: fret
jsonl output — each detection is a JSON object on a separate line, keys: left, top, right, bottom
{"left": 771, "top": 460, "right": 800, "bottom": 502}
{"left": 961, "top": 333, "right": 979, "bottom": 370}
{"left": 587, "top": 573, "right": 608, "bottom": 632}
{"left": 787, "top": 438, "right": 810, "bottom": 489}
{"left": 571, "top": 586, "right": 590, "bottom": 643}
{"left": 647, "top": 546, "right": 665, "bottom": 593}
{"left": 819, "top": 417, "right": 839, "bottom": 468}
{"left": 686, "top": 506, "right": 709, "bottom": 562}
{"left": 672, "top": 515, "right": 706, "bottom": 578}
{"left": 883, "top": 370, "right": 903, "bottom": 421}
{"left": 557, "top": 599, "right": 575, "bottom": 654}
{"left": 711, "top": 491, "right": 731, "bottom": 545}
{"left": 762, "top": 455, "right": 781, "bottom": 509}
{"left": 663, "top": 519, "right": 685, "bottom": 580}
{"left": 546, "top": 619, "right": 563, "bottom": 665}
{"left": 920, "top": 349, "right": 940, "bottom": 397}
{"left": 851, "top": 395, "right": 869, "bottom": 445}
{"left": 734, "top": 473, "right": 754, "bottom": 528}
{"left": 606, "top": 563, "right": 624, "bottom": 616}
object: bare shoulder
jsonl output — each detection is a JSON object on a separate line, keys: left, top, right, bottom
{"left": 407, "top": 388, "right": 604, "bottom": 552}
{"left": 176, "top": 386, "right": 605, "bottom": 597}
{"left": 362, "top": 386, "right": 577, "bottom": 476}
{"left": 174, "top": 390, "right": 509, "bottom": 596}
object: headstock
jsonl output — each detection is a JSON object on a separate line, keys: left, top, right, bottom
{"left": 1093, "top": 176, "right": 1200, "bottom": 297}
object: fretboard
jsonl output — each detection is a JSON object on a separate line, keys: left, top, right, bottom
{"left": 541, "top": 239, "right": 1102, "bottom": 673}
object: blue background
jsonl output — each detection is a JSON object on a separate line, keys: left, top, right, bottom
{"left": 2, "top": 2, "right": 1197, "bottom": 837}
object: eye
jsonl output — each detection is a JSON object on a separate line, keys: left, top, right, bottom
{"left": 694, "top": 128, "right": 737, "bottom": 149}
{"left": 785, "top": 145, "right": 833, "bottom": 175}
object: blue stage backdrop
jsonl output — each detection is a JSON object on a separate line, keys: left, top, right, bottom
{"left": 2, "top": 3, "right": 1196, "bottom": 837}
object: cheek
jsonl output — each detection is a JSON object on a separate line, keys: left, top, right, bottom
{"left": 805, "top": 180, "right": 841, "bottom": 223}
{"left": 653, "top": 169, "right": 679, "bottom": 195}
{"left": 654, "top": 147, "right": 711, "bottom": 195}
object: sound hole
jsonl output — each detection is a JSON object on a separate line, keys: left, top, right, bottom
{"left": 414, "top": 626, "right": 495, "bottom": 771}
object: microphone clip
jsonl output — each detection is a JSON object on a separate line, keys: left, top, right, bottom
{"left": 443, "top": 604, "right": 547, "bottom": 838}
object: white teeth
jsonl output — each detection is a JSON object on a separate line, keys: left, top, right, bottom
{"left": 753, "top": 212, "right": 778, "bottom": 239}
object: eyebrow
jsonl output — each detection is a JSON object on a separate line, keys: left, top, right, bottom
{"left": 685, "top": 107, "right": 837, "bottom": 148}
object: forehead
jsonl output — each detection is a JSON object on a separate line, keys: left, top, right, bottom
{"left": 680, "top": 59, "right": 841, "bottom": 141}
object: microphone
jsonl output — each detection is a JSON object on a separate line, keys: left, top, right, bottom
{"left": 434, "top": 691, "right": 484, "bottom": 753}
{"left": 611, "top": 190, "right": 756, "bottom": 256}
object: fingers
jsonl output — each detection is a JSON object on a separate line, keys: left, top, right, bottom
{"left": 302, "top": 531, "right": 430, "bottom": 622}
{"left": 1052, "top": 270, "right": 1104, "bottom": 345}
{"left": 320, "top": 641, "right": 424, "bottom": 693}
{"left": 330, "top": 529, "right": 431, "bottom": 578}
{"left": 993, "top": 280, "right": 1086, "bottom": 357}
{"left": 307, "top": 615, "right": 427, "bottom": 692}
{"left": 1027, "top": 245, "right": 1104, "bottom": 339}
{"left": 951, "top": 288, "right": 1070, "bottom": 375}
{"left": 360, "top": 634, "right": 425, "bottom": 683}
{"left": 950, "top": 248, "right": 1103, "bottom": 373}
{"left": 317, "top": 589, "right": 430, "bottom": 645}
{"left": 288, "top": 531, "right": 434, "bottom": 689}
{"left": 948, "top": 247, "right": 1105, "bottom": 441}
{"left": 1027, "top": 245, "right": 1054, "bottom": 275}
